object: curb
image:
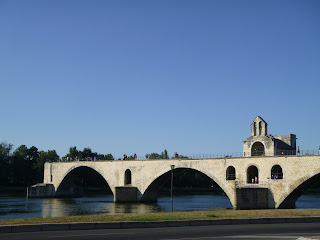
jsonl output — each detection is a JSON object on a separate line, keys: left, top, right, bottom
{"left": 1, "top": 217, "right": 320, "bottom": 234}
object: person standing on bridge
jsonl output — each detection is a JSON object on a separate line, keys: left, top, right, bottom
{"left": 134, "top": 153, "right": 137, "bottom": 160}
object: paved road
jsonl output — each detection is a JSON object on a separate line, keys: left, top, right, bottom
{"left": 1, "top": 223, "right": 320, "bottom": 240}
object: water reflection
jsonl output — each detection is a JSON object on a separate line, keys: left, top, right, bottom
{"left": 0, "top": 190, "right": 319, "bottom": 220}
{"left": 40, "top": 196, "right": 114, "bottom": 217}
{"left": 106, "top": 202, "right": 164, "bottom": 214}
{"left": 296, "top": 194, "right": 320, "bottom": 209}
{"left": 0, "top": 193, "right": 233, "bottom": 219}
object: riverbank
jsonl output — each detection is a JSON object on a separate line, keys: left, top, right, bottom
{"left": 1, "top": 209, "right": 320, "bottom": 226}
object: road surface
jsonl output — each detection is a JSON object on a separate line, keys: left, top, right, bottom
{"left": 1, "top": 223, "right": 320, "bottom": 240}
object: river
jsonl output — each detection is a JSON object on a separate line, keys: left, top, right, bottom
{"left": 0, "top": 188, "right": 319, "bottom": 220}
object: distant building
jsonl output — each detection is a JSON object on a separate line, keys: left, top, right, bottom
{"left": 243, "top": 116, "right": 296, "bottom": 157}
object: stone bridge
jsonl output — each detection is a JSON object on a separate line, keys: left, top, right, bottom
{"left": 29, "top": 155, "right": 320, "bottom": 210}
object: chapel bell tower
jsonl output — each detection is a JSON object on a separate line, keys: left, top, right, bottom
{"left": 251, "top": 116, "right": 267, "bottom": 137}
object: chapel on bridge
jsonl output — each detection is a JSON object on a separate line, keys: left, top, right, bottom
{"left": 243, "top": 116, "right": 297, "bottom": 157}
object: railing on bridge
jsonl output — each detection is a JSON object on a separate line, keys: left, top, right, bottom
{"left": 247, "top": 149, "right": 320, "bottom": 157}
{"left": 179, "top": 149, "right": 319, "bottom": 160}
{"left": 48, "top": 149, "right": 319, "bottom": 162}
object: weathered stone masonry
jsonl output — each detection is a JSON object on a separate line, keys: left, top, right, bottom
{"left": 28, "top": 116, "right": 319, "bottom": 209}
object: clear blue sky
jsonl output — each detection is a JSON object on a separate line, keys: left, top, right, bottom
{"left": 1, "top": 0, "right": 319, "bottom": 158}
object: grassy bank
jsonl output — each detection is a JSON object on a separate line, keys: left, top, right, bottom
{"left": 1, "top": 209, "right": 320, "bottom": 226}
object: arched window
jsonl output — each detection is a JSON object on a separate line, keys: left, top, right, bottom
{"left": 226, "top": 166, "right": 236, "bottom": 180}
{"left": 251, "top": 142, "right": 265, "bottom": 156}
{"left": 125, "top": 169, "right": 131, "bottom": 185}
{"left": 247, "top": 165, "right": 259, "bottom": 184}
{"left": 271, "top": 165, "right": 283, "bottom": 179}
{"left": 253, "top": 122, "right": 257, "bottom": 136}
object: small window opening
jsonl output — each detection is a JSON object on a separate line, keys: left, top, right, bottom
{"left": 125, "top": 169, "right": 132, "bottom": 185}
{"left": 226, "top": 166, "right": 236, "bottom": 180}
{"left": 259, "top": 121, "right": 262, "bottom": 135}
{"left": 271, "top": 165, "right": 283, "bottom": 179}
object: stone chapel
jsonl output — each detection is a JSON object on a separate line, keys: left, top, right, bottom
{"left": 243, "top": 116, "right": 297, "bottom": 157}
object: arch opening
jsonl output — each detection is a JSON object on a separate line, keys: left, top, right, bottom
{"left": 141, "top": 168, "right": 233, "bottom": 209}
{"left": 251, "top": 142, "right": 264, "bottom": 156}
{"left": 56, "top": 166, "right": 112, "bottom": 197}
{"left": 125, "top": 169, "right": 132, "bottom": 185}
{"left": 271, "top": 165, "right": 283, "bottom": 180}
{"left": 258, "top": 121, "right": 262, "bottom": 136}
{"left": 226, "top": 166, "right": 236, "bottom": 180}
{"left": 279, "top": 172, "right": 320, "bottom": 209}
{"left": 247, "top": 165, "right": 259, "bottom": 184}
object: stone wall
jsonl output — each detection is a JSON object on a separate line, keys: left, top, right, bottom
{"left": 236, "top": 188, "right": 269, "bottom": 209}
{"left": 41, "top": 155, "right": 320, "bottom": 209}
{"left": 27, "top": 183, "right": 55, "bottom": 198}
{"left": 114, "top": 186, "right": 137, "bottom": 203}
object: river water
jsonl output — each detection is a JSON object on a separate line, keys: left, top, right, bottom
{"left": 0, "top": 189, "right": 319, "bottom": 220}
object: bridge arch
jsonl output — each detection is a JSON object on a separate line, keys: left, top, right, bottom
{"left": 247, "top": 165, "right": 259, "bottom": 183}
{"left": 140, "top": 167, "right": 234, "bottom": 208}
{"left": 277, "top": 169, "right": 320, "bottom": 209}
{"left": 55, "top": 166, "right": 112, "bottom": 197}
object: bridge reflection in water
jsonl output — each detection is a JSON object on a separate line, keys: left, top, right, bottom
{"left": 0, "top": 190, "right": 319, "bottom": 220}
{"left": 39, "top": 193, "right": 232, "bottom": 218}
{"left": 35, "top": 193, "right": 320, "bottom": 218}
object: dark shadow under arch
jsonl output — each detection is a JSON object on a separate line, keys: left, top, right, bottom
{"left": 56, "top": 166, "right": 112, "bottom": 197}
{"left": 140, "top": 168, "right": 232, "bottom": 208}
{"left": 278, "top": 172, "right": 320, "bottom": 209}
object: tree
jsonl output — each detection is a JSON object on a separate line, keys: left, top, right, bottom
{"left": 67, "top": 146, "right": 78, "bottom": 159}
{"left": 149, "top": 153, "right": 161, "bottom": 159}
{"left": 104, "top": 154, "right": 114, "bottom": 160}
{"left": 97, "top": 153, "right": 104, "bottom": 159}
{"left": 161, "top": 149, "right": 169, "bottom": 159}
{"left": 26, "top": 146, "right": 39, "bottom": 185}
{"left": 0, "top": 142, "right": 13, "bottom": 184}
{"left": 149, "top": 149, "right": 170, "bottom": 159}
{"left": 11, "top": 145, "right": 28, "bottom": 185}
{"left": 10, "top": 145, "right": 39, "bottom": 185}
{"left": 82, "top": 147, "right": 93, "bottom": 158}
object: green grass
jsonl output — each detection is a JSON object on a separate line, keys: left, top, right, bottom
{"left": 1, "top": 209, "right": 320, "bottom": 226}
